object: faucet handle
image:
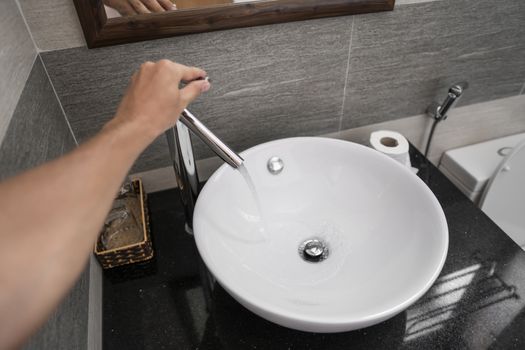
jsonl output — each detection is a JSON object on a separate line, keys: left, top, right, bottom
{"left": 179, "top": 109, "right": 244, "bottom": 168}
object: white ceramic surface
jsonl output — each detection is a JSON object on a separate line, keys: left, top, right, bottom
{"left": 480, "top": 139, "right": 525, "bottom": 248}
{"left": 194, "top": 137, "right": 448, "bottom": 332}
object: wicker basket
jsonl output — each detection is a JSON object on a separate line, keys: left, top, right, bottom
{"left": 94, "top": 179, "right": 154, "bottom": 269}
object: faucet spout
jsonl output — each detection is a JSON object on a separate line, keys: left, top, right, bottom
{"left": 423, "top": 82, "right": 469, "bottom": 159}
{"left": 427, "top": 82, "right": 469, "bottom": 121}
{"left": 165, "top": 109, "right": 244, "bottom": 233}
{"left": 179, "top": 109, "right": 244, "bottom": 168}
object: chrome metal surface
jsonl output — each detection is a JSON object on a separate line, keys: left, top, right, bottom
{"left": 298, "top": 238, "right": 329, "bottom": 263}
{"left": 424, "top": 82, "right": 469, "bottom": 158}
{"left": 305, "top": 241, "right": 324, "bottom": 257}
{"left": 165, "top": 123, "right": 200, "bottom": 231}
{"left": 166, "top": 109, "right": 244, "bottom": 230}
{"left": 427, "top": 82, "right": 469, "bottom": 121}
{"left": 180, "top": 109, "right": 244, "bottom": 168}
{"left": 267, "top": 156, "right": 284, "bottom": 175}
{"left": 498, "top": 147, "right": 513, "bottom": 157}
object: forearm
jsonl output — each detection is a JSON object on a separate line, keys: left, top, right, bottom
{"left": 0, "top": 59, "right": 209, "bottom": 349}
{"left": 0, "top": 119, "right": 153, "bottom": 348}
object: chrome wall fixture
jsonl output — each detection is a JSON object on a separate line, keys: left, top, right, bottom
{"left": 424, "top": 82, "right": 469, "bottom": 158}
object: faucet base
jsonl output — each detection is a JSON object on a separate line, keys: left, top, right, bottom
{"left": 426, "top": 101, "right": 444, "bottom": 121}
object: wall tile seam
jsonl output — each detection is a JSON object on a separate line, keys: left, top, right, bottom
{"left": 38, "top": 55, "right": 79, "bottom": 145}
{"left": 87, "top": 254, "right": 104, "bottom": 350}
{"left": 13, "top": 0, "right": 41, "bottom": 53}
{"left": 338, "top": 17, "right": 355, "bottom": 131}
{"left": 0, "top": 52, "right": 39, "bottom": 147}
{"left": 336, "top": 0, "right": 441, "bottom": 132}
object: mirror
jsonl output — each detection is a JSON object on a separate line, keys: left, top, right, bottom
{"left": 104, "top": 0, "right": 259, "bottom": 17}
{"left": 73, "top": 0, "right": 394, "bottom": 48}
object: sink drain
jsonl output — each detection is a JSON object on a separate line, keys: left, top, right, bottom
{"left": 298, "top": 239, "right": 329, "bottom": 263}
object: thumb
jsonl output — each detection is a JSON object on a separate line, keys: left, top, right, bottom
{"left": 179, "top": 80, "right": 211, "bottom": 107}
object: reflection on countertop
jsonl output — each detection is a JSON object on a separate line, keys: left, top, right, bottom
{"left": 103, "top": 146, "right": 525, "bottom": 349}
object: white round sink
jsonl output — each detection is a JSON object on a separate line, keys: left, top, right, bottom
{"left": 193, "top": 137, "right": 448, "bottom": 332}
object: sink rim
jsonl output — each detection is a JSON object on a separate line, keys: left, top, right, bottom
{"left": 194, "top": 137, "right": 449, "bottom": 332}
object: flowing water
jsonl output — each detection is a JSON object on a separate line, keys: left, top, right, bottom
{"left": 237, "top": 164, "right": 269, "bottom": 240}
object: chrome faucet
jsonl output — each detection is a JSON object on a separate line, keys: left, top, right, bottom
{"left": 165, "top": 109, "right": 244, "bottom": 232}
{"left": 427, "top": 82, "right": 469, "bottom": 121}
{"left": 424, "top": 82, "right": 469, "bottom": 158}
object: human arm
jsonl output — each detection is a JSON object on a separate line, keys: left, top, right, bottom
{"left": 0, "top": 60, "right": 210, "bottom": 349}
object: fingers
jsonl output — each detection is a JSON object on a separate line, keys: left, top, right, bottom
{"left": 178, "top": 65, "right": 207, "bottom": 82}
{"left": 179, "top": 80, "right": 211, "bottom": 106}
{"left": 141, "top": 0, "right": 164, "bottom": 12}
{"left": 104, "top": 0, "right": 138, "bottom": 16}
{"left": 158, "top": 0, "right": 176, "bottom": 10}
{"left": 138, "top": 61, "right": 155, "bottom": 74}
{"left": 129, "top": 0, "right": 150, "bottom": 14}
{"left": 116, "top": 0, "right": 173, "bottom": 15}
{"left": 119, "top": 3, "right": 138, "bottom": 16}
{"left": 140, "top": 59, "right": 209, "bottom": 107}
{"left": 154, "top": 59, "right": 207, "bottom": 83}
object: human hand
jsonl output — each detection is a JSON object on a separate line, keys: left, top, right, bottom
{"left": 110, "top": 60, "right": 211, "bottom": 142}
{"left": 104, "top": 0, "right": 176, "bottom": 16}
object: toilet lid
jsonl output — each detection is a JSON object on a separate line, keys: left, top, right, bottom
{"left": 480, "top": 139, "right": 525, "bottom": 247}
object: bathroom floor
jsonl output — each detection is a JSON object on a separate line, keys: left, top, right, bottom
{"left": 103, "top": 148, "right": 525, "bottom": 349}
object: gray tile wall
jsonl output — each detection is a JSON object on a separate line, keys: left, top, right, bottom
{"left": 0, "top": 1, "right": 97, "bottom": 348}
{"left": 40, "top": 0, "right": 525, "bottom": 174}
{"left": 342, "top": 0, "right": 525, "bottom": 128}
{"left": 0, "top": 59, "right": 76, "bottom": 179}
{"left": 42, "top": 16, "right": 353, "bottom": 172}
{"left": 24, "top": 270, "right": 90, "bottom": 350}
{"left": 18, "top": 0, "right": 85, "bottom": 52}
{"left": 0, "top": 0, "right": 37, "bottom": 143}
{"left": 0, "top": 58, "right": 89, "bottom": 350}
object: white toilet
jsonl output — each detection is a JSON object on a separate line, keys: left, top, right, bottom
{"left": 439, "top": 132, "right": 525, "bottom": 249}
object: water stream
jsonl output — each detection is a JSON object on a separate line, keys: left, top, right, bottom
{"left": 237, "top": 164, "right": 269, "bottom": 240}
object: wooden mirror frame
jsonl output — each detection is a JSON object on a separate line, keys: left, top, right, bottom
{"left": 74, "top": 0, "right": 394, "bottom": 48}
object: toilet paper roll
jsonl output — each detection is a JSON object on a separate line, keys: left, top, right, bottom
{"left": 369, "top": 130, "right": 411, "bottom": 168}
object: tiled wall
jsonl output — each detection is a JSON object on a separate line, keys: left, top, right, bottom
{"left": 0, "top": 0, "right": 36, "bottom": 143}
{"left": 332, "top": 94, "right": 525, "bottom": 164}
{"left": 37, "top": 0, "right": 525, "bottom": 174}
{"left": 41, "top": 16, "right": 353, "bottom": 172}
{"left": 341, "top": 0, "right": 525, "bottom": 128}
{"left": 0, "top": 1, "right": 100, "bottom": 349}
{"left": 0, "top": 59, "right": 76, "bottom": 179}
{"left": 0, "top": 56, "right": 93, "bottom": 349}
{"left": 18, "top": 0, "right": 85, "bottom": 51}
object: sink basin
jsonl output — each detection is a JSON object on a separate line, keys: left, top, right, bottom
{"left": 193, "top": 137, "right": 448, "bottom": 332}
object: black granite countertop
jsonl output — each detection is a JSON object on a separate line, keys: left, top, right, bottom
{"left": 103, "top": 147, "right": 525, "bottom": 349}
